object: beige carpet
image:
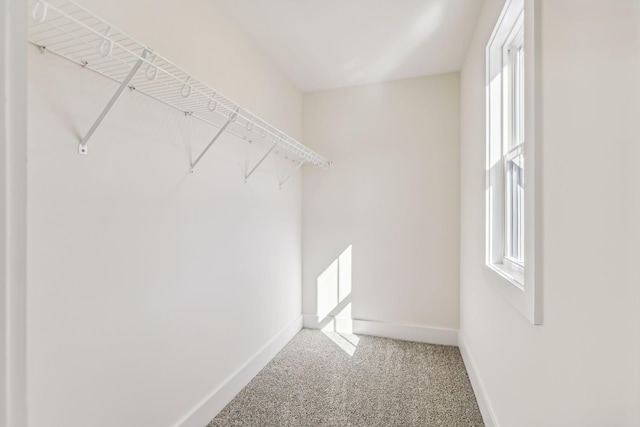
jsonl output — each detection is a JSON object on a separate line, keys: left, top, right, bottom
{"left": 208, "top": 328, "right": 484, "bottom": 426}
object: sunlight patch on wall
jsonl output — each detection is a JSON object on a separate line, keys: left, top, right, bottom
{"left": 317, "top": 245, "right": 356, "bottom": 355}
{"left": 317, "top": 245, "right": 352, "bottom": 322}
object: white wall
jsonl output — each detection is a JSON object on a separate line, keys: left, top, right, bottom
{"left": 302, "top": 73, "right": 460, "bottom": 331}
{"left": 460, "top": 0, "right": 640, "bottom": 425}
{"left": 26, "top": 1, "right": 304, "bottom": 426}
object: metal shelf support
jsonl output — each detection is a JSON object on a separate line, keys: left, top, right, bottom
{"left": 279, "top": 159, "right": 305, "bottom": 190}
{"left": 245, "top": 142, "right": 277, "bottom": 183}
{"left": 78, "top": 49, "right": 150, "bottom": 155}
{"left": 189, "top": 109, "right": 238, "bottom": 173}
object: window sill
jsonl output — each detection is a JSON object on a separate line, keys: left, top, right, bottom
{"left": 488, "top": 262, "right": 524, "bottom": 290}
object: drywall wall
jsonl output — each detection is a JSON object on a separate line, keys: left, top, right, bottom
{"left": 26, "top": 1, "right": 304, "bottom": 426}
{"left": 302, "top": 73, "right": 460, "bottom": 331}
{"left": 460, "top": 0, "right": 640, "bottom": 425}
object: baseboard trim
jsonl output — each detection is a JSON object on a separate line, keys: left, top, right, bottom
{"left": 303, "top": 315, "right": 458, "bottom": 346}
{"left": 174, "top": 315, "right": 303, "bottom": 427}
{"left": 458, "top": 333, "right": 498, "bottom": 427}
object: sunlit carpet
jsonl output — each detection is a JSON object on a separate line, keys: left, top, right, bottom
{"left": 207, "top": 328, "right": 484, "bottom": 427}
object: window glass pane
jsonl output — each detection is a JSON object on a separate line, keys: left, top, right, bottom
{"left": 506, "top": 151, "right": 524, "bottom": 262}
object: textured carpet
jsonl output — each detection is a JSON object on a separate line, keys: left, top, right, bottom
{"left": 208, "top": 329, "right": 484, "bottom": 427}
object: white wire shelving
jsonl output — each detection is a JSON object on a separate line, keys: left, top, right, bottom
{"left": 27, "top": 0, "right": 331, "bottom": 185}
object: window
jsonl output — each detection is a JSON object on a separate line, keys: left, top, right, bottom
{"left": 486, "top": 0, "right": 542, "bottom": 324}
{"left": 503, "top": 17, "right": 524, "bottom": 271}
{"left": 487, "top": 4, "right": 525, "bottom": 286}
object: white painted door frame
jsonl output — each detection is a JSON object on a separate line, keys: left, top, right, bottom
{"left": 1, "top": 0, "right": 28, "bottom": 425}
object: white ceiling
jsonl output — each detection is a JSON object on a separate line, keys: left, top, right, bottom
{"left": 214, "top": 0, "right": 484, "bottom": 92}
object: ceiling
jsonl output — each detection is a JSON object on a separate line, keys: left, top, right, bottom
{"left": 214, "top": 0, "right": 484, "bottom": 92}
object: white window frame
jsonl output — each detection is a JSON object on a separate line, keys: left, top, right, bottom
{"left": 486, "top": 0, "right": 543, "bottom": 324}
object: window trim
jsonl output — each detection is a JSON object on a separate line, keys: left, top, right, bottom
{"left": 485, "top": 0, "right": 543, "bottom": 325}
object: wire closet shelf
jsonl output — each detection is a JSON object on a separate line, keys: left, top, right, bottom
{"left": 27, "top": 0, "right": 331, "bottom": 174}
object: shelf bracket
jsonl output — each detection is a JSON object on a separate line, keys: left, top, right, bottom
{"left": 78, "top": 49, "right": 150, "bottom": 155}
{"left": 190, "top": 108, "right": 239, "bottom": 173}
{"left": 244, "top": 142, "right": 277, "bottom": 183}
{"left": 279, "top": 159, "right": 305, "bottom": 190}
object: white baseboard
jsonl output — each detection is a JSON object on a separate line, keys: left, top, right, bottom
{"left": 174, "top": 315, "right": 303, "bottom": 427}
{"left": 303, "top": 315, "right": 458, "bottom": 346}
{"left": 458, "top": 333, "right": 498, "bottom": 427}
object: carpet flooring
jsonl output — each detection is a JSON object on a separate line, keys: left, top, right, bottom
{"left": 208, "top": 329, "right": 484, "bottom": 426}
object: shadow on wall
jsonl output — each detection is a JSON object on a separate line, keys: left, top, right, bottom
{"left": 316, "top": 245, "right": 360, "bottom": 355}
